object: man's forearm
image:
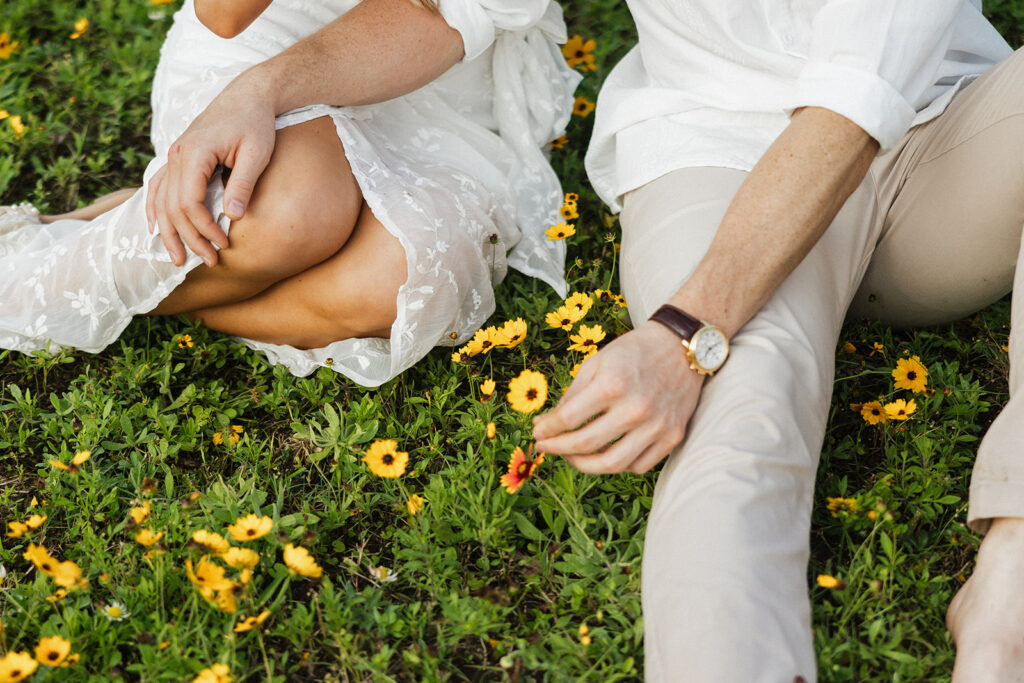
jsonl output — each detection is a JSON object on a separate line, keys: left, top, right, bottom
{"left": 668, "top": 106, "right": 880, "bottom": 338}
{"left": 246, "top": 0, "right": 466, "bottom": 116}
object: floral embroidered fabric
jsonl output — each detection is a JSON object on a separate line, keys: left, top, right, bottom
{"left": 0, "top": 0, "right": 579, "bottom": 386}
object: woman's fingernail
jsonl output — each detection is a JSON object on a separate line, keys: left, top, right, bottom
{"left": 228, "top": 200, "right": 244, "bottom": 217}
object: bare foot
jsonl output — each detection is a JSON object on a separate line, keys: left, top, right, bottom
{"left": 948, "top": 518, "right": 1024, "bottom": 682}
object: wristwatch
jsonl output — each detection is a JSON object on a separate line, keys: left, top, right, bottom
{"left": 649, "top": 304, "right": 730, "bottom": 376}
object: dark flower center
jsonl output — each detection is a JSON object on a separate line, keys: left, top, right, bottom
{"left": 517, "top": 463, "right": 528, "bottom": 475}
{"left": 575, "top": 50, "right": 584, "bottom": 57}
{"left": 871, "top": 408, "right": 880, "bottom": 415}
{"left": 41, "top": 562, "right": 52, "bottom": 571}
{"left": 561, "top": 318, "right": 570, "bottom": 326}
{"left": 481, "top": 341, "right": 492, "bottom": 349}
{"left": 526, "top": 389, "right": 537, "bottom": 400}
{"left": 246, "top": 529, "right": 255, "bottom": 536}
{"left": 907, "top": 371, "right": 917, "bottom": 380}
{"left": 583, "top": 340, "right": 595, "bottom": 346}
{"left": 48, "top": 652, "right": 59, "bottom": 661}
{"left": 383, "top": 454, "right": 394, "bottom": 465}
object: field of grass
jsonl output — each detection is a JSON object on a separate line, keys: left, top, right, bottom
{"left": 1, "top": 1, "right": 1022, "bottom": 680}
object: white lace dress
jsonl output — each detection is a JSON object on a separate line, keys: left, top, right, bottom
{"left": 0, "top": 0, "right": 578, "bottom": 386}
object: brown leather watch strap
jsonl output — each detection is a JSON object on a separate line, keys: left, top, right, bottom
{"left": 649, "top": 304, "right": 701, "bottom": 342}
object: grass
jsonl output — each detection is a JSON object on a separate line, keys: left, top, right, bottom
{"left": 0, "top": 0, "right": 1021, "bottom": 680}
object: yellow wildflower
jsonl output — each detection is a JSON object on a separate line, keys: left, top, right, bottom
{"left": 24, "top": 544, "right": 58, "bottom": 575}
{"left": 0, "top": 32, "right": 21, "bottom": 60}
{"left": 70, "top": 17, "right": 89, "bottom": 39}
{"left": 507, "top": 369, "right": 548, "bottom": 414}
{"left": 564, "top": 292, "right": 593, "bottom": 319}
{"left": 0, "top": 651, "right": 38, "bottom": 681}
{"left": 892, "top": 356, "right": 928, "bottom": 393}
{"left": 495, "top": 318, "right": 527, "bottom": 349}
{"left": 226, "top": 514, "right": 273, "bottom": 542}
{"left": 191, "top": 530, "right": 231, "bottom": 554}
{"left": 283, "top": 544, "right": 323, "bottom": 578}
{"left": 193, "top": 663, "right": 232, "bottom": 683}
{"left": 6, "top": 521, "right": 28, "bottom": 538}
{"left": 860, "top": 401, "right": 887, "bottom": 425}
{"left": 573, "top": 96, "right": 596, "bottom": 117}
{"left": 129, "top": 502, "right": 150, "bottom": 525}
{"left": 480, "top": 378, "right": 496, "bottom": 401}
{"left": 34, "top": 635, "right": 72, "bottom": 667}
{"left": 134, "top": 529, "right": 164, "bottom": 547}
{"left": 568, "top": 324, "right": 606, "bottom": 354}
{"left": 362, "top": 440, "right": 409, "bottom": 478}
{"left": 825, "top": 497, "right": 858, "bottom": 517}
{"left": 562, "top": 35, "right": 596, "bottom": 71}
{"left": 545, "top": 222, "right": 576, "bottom": 241}
{"left": 407, "top": 494, "right": 425, "bottom": 515}
{"left": 884, "top": 398, "right": 917, "bottom": 421}
{"left": 545, "top": 305, "right": 575, "bottom": 331}
{"left": 51, "top": 560, "right": 83, "bottom": 589}
{"left": 233, "top": 610, "right": 271, "bottom": 633}
{"left": 816, "top": 574, "right": 845, "bottom": 589}
{"left": 221, "top": 547, "right": 260, "bottom": 570}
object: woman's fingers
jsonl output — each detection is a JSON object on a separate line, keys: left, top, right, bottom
{"left": 153, "top": 174, "right": 187, "bottom": 267}
{"left": 223, "top": 140, "right": 274, "bottom": 220}
{"left": 145, "top": 166, "right": 165, "bottom": 234}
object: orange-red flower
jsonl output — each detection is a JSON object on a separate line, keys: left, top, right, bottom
{"left": 500, "top": 446, "right": 545, "bottom": 494}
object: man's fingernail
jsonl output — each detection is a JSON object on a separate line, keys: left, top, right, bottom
{"left": 228, "top": 200, "right": 244, "bottom": 217}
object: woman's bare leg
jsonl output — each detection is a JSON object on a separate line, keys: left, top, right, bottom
{"left": 185, "top": 199, "right": 407, "bottom": 348}
{"left": 40, "top": 187, "right": 138, "bottom": 223}
{"left": 151, "top": 116, "right": 363, "bottom": 315}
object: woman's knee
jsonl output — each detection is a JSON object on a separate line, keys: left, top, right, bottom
{"left": 217, "top": 117, "right": 363, "bottom": 283}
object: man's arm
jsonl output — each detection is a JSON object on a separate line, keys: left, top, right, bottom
{"left": 532, "top": 106, "right": 878, "bottom": 473}
{"left": 146, "top": 0, "right": 465, "bottom": 267}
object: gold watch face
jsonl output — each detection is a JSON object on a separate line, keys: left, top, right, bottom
{"left": 687, "top": 325, "right": 729, "bottom": 374}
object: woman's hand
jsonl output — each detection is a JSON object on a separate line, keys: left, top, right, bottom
{"left": 532, "top": 321, "right": 704, "bottom": 474}
{"left": 145, "top": 72, "right": 277, "bottom": 267}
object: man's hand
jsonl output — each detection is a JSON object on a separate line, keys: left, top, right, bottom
{"left": 532, "top": 321, "right": 704, "bottom": 474}
{"left": 145, "top": 72, "right": 277, "bottom": 267}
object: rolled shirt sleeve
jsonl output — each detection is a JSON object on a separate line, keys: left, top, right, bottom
{"left": 784, "top": 0, "right": 965, "bottom": 150}
{"left": 439, "top": 0, "right": 553, "bottom": 61}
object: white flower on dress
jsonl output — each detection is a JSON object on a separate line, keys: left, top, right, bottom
{"left": 24, "top": 314, "right": 48, "bottom": 339}
{"left": 65, "top": 289, "right": 111, "bottom": 332}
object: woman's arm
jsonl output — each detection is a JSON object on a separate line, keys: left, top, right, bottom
{"left": 531, "top": 106, "right": 878, "bottom": 473}
{"left": 194, "top": 0, "right": 275, "bottom": 39}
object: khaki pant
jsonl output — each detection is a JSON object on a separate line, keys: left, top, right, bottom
{"left": 621, "top": 48, "right": 1024, "bottom": 682}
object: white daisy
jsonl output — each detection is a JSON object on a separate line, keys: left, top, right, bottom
{"left": 101, "top": 601, "right": 129, "bottom": 621}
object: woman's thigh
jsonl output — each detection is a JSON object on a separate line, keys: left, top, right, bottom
{"left": 850, "top": 48, "right": 1024, "bottom": 328}
{"left": 150, "top": 116, "right": 363, "bottom": 315}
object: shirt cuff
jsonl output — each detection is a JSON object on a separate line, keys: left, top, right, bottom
{"left": 439, "top": 0, "right": 497, "bottom": 62}
{"left": 784, "top": 61, "right": 917, "bottom": 152}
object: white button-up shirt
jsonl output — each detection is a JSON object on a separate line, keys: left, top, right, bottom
{"left": 585, "top": 0, "right": 1013, "bottom": 212}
